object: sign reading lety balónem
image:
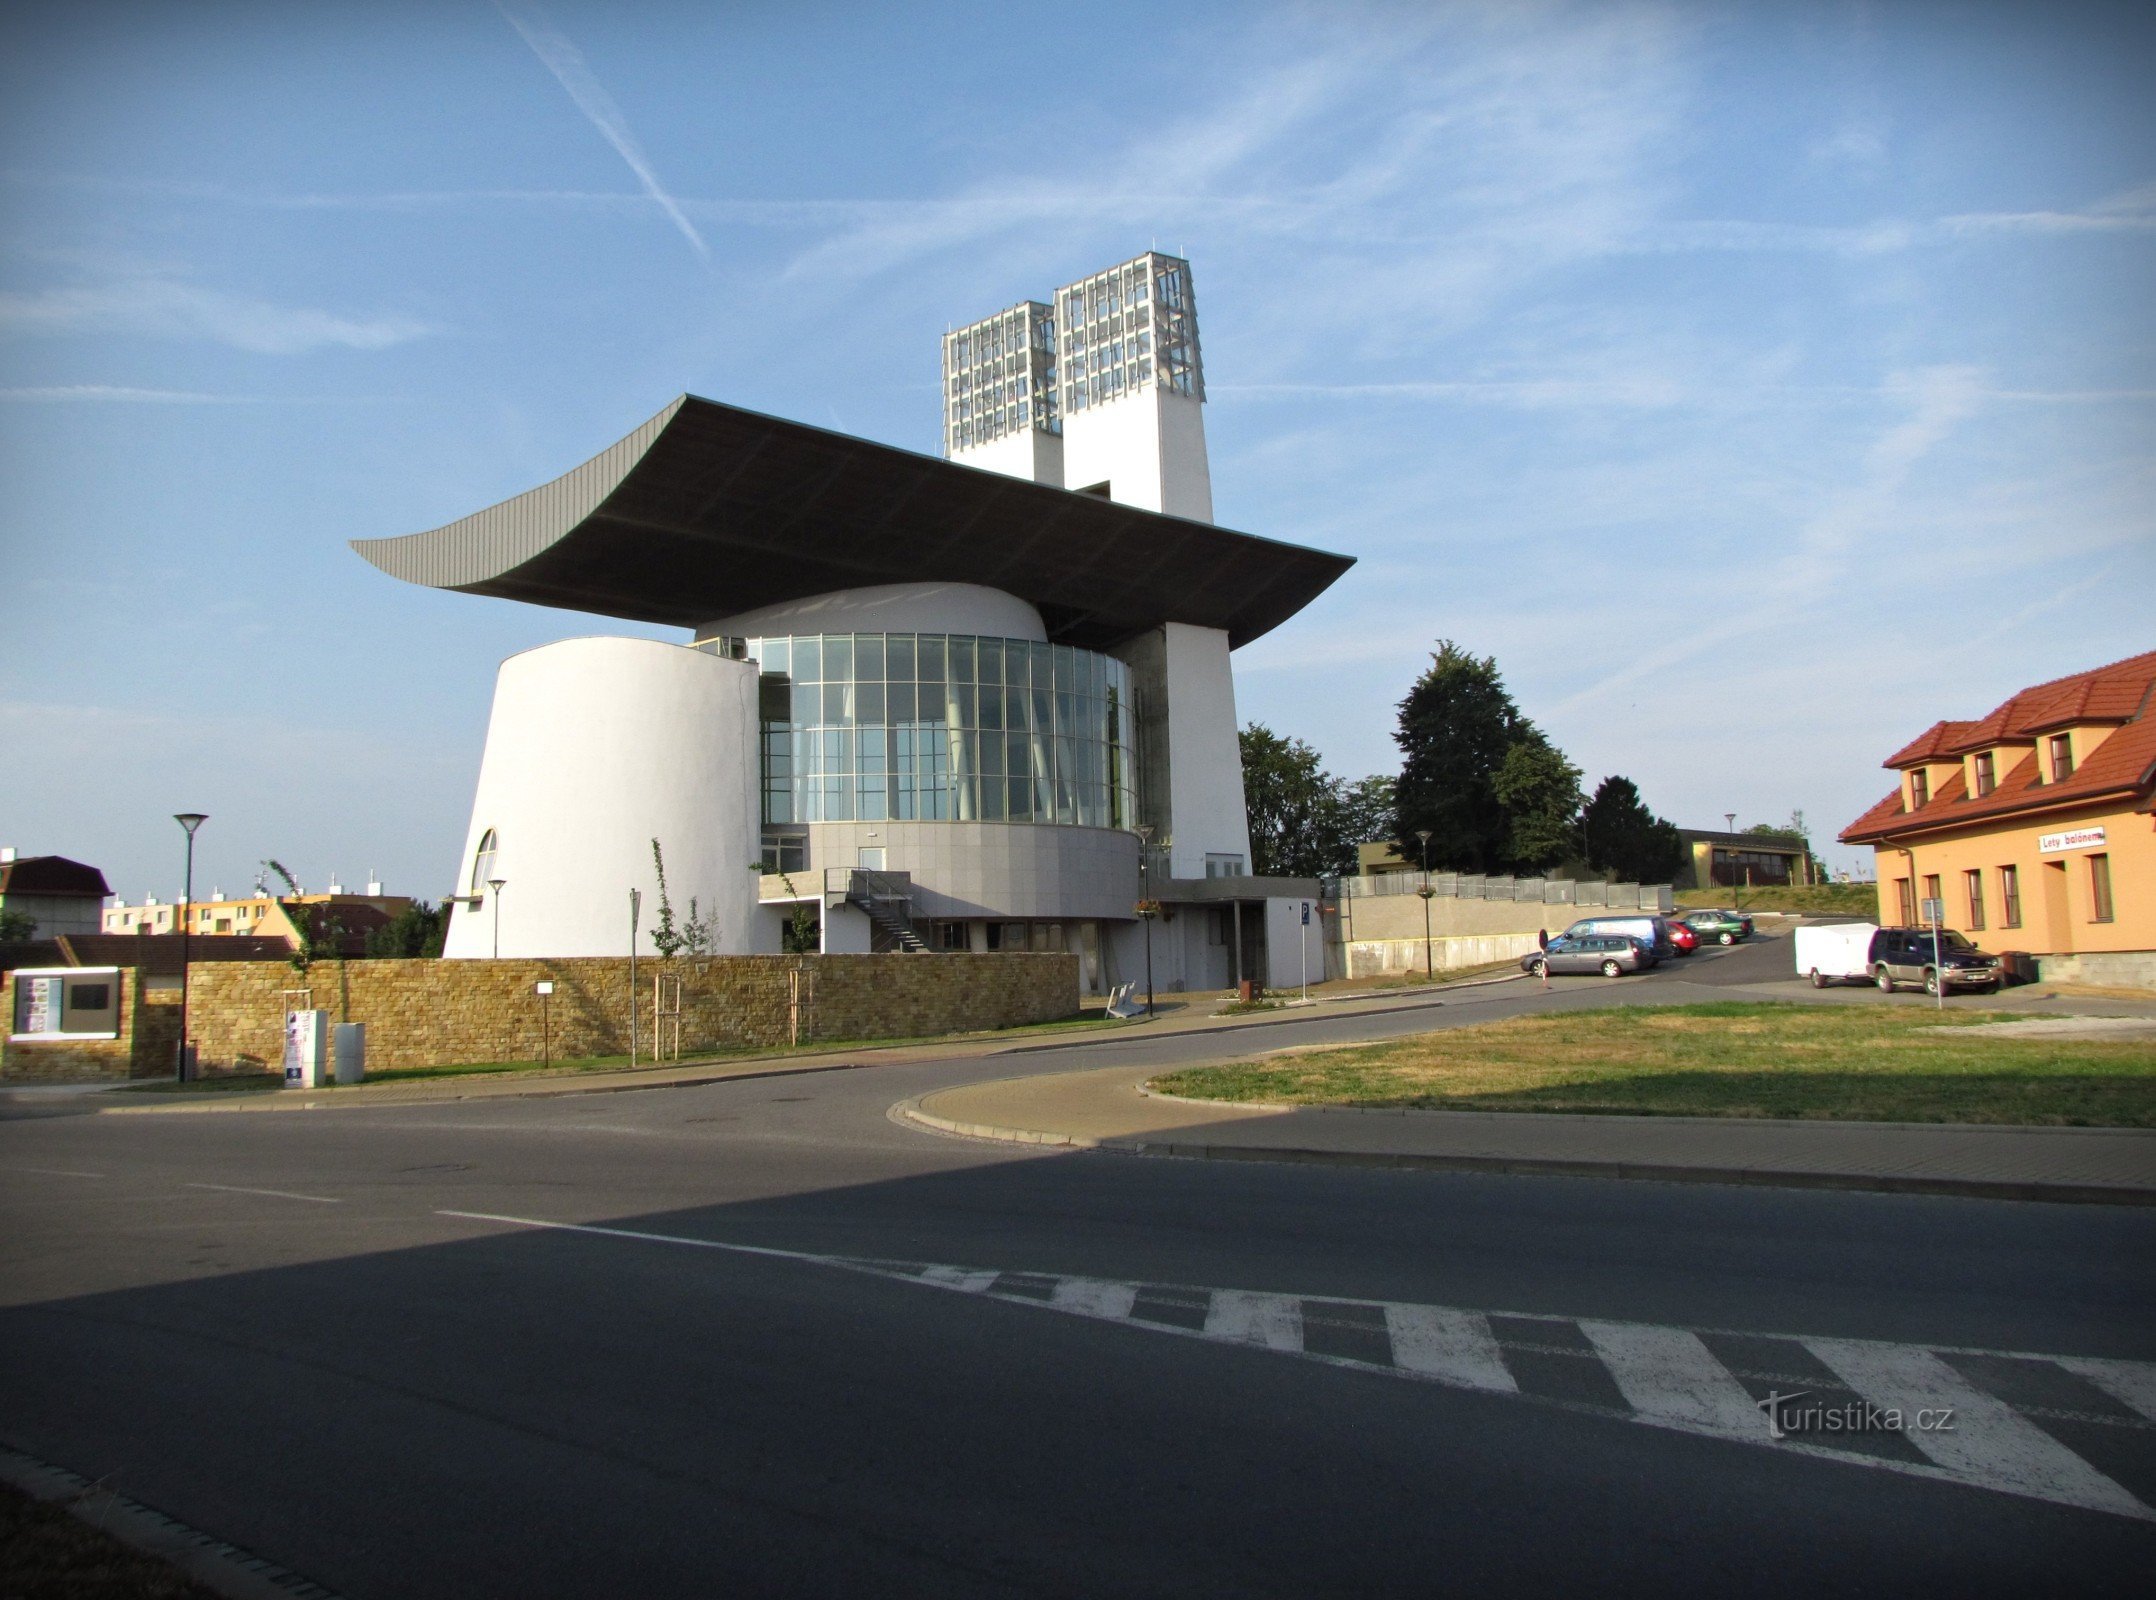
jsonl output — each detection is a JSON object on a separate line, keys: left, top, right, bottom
{"left": 2039, "top": 826, "right": 2106, "bottom": 855}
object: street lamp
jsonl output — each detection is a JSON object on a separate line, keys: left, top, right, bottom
{"left": 1415, "top": 829, "right": 1434, "bottom": 979}
{"left": 173, "top": 813, "right": 207, "bottom": 1081}
{"left": 487, "top": 877, "right": 507, "bottom": 959}
{"left": 1133, "top": 825, "right": 1157, "bottom": 1017}
{"left": 1723, "top": 813, "right": 1738, "bottom": 907}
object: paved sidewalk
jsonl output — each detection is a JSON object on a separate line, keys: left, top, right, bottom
{"left": 898, "top": 1065, "right": 2156, "bottom": 1205}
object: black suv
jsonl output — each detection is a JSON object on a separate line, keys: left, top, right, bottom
{"left": 1867, "top": 927, "right": 2002, "bottom": 995}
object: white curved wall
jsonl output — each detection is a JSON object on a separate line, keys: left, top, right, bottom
{"left": 703, "top": 582, "right": 1046, "bottom": 643}
{"left": 442, "top": 637, "right": 760, "bottom": 959}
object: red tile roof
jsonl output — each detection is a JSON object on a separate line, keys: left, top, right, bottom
{"left": 1843, "top": 649, "right": 2156, "bottom": 844}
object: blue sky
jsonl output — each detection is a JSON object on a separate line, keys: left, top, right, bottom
{"left": 3, "top": 0, "right": 2150, "bottom": 906}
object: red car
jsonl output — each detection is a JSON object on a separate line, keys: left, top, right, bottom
{"left": 1662, "top": 918, "right": 1699, "bottom": 955}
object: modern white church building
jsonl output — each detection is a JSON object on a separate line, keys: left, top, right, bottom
{"left": 354, "top": 253, "right": 1352, "bottom": 994}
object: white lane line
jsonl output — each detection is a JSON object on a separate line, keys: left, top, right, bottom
{"left": 919, "top": 1265, "right": 1001, "bottom": 1293}
{"left": 2056, "top": 1357, "right": 2156, "bottom": 1423}
{"left": 11, "top": 1167, "right": 104, "bottom": 1179}
{"left": 1383, "top": 1305, "right": 1516, "bottom": 1393}
{"left": 1579, "top": 1320, "right": 1766, "bottom": 1436}
{"left": 187, "top": 1182, "right": 340, "bottom": 1205}
{"left": 437, "top": 1210, "right": 818, "bottom": 1262}
{"left": 1050, "top": 1277, "right": 1140, "bottom": 1320}
{"left": 1805, "top": 1339, "right": 2148, "bottom": 1520}
{"left": 1204, "top": 1290, "right": 1304, "bottom": 1352}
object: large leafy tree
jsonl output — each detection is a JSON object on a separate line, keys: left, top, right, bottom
{"left": 363, "top": 900, "right": 447, "bottom": 958}
{"left": 1334, "top": 774, "right": 1397, "bottom": 874}
{"left": 1393, "top": 641, "right": 1577, "bottom": 874}
{"left": 1579, "top": 776, "right": 1685, "bottom": 883}
{"left": 1493, "top": 732, "right": 1583, "bottom": 872}
{"left": 1240, "top": 724, "right": 1344, "bottom": 878}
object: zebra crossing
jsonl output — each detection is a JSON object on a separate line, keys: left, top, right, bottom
{"left": 840, "top": 1255, "right": 2156, "bottom": 1522}
{"left": 439, "top": 1210, "right": 2156, "bottom": 1524}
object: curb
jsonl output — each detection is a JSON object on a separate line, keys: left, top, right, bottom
{"left": 95, "top": 1056, "right": 874, "bottom": 1115}
{"left": 0, "top": 1443, "right": 341, "bottom": 1600}
{"left": 889, "top": 1101, "right": 2156, "bottom": 1207}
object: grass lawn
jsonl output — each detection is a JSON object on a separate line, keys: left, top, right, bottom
{"left": 1149, "top": 1002, "right": 2156, "bottom": 1126}
{"left": 1675, "top": 884, "right": 1877, "bottom": 915}
{"left": 0, "top": 1481, "right": 219, "bottom": 1599}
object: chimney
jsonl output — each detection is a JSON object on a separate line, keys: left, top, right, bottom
{"left": 0, "top": 846, "right": 15, "bottom": 863}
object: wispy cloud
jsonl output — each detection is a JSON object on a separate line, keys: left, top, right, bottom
{"left": 495, "top": 3, "right": 708, "bottom": 261}
{"left": 0, "top": 277, "right": 434, "bottom": 354}
{"left": 0, "top": 384, "right": 240, "bottom": 403}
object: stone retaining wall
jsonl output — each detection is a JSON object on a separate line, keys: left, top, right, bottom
{"left": 1, "top": 970, "right": 178, "bottom": 1082}
{"left": 180, "top": 953, "right": 1079, "bottom": 1076}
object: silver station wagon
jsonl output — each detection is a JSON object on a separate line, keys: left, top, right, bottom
{"left": 1522, "top": 933, "right": 1655, "bottom": 979}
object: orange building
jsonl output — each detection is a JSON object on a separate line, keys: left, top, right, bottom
{"left": 1840, "top": 649, "right": 2155, "bottom": 989}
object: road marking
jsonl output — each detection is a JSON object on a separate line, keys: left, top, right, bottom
{"left": 434, "top": 1209, "right": 2156, "bottom": 1522}
{"left": 2057, "top": 1356, "right": 2156, "bottom": 1423}
{"left": 10, "top": 1167, "right": 104, "bottom": 1179}
{"left": 1580, "top": 1320, "right": 1767, "bottom": 1436}
{"left": 1384, "top": 1305, "right": 1516, "bottom": 1393}
{"left": 186, "top": 1183, "right": 341, "bottom": 1204}
{"left": 1051, "top": 1277, "right": 1140, "bottom": 1320}
{"left": 1805, "top": 1339, "right": 2148, "bottom": 1520}
{"left": 920, "top": 1265, "right": 1001, "bottom": 1292}
{"left": 1205, "top": 1290, "right": 1303, "bottom": 1351}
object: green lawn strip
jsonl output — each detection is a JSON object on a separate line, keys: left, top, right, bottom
{"left": 1149, "top": 1002, "right": 2156, "bottom": 1127}
{"left": 121, "top": 1010, "right": 1129, "bottom": 1093}
{"left": 0, "top": 1481, "right": 221, "bottom": 1599}
{"left": 1675, "top": 884, "right": 1877, "bottom": 915}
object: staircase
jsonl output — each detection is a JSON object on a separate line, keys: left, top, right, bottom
{"left": 845, "top": 869, "right": 930, "bottom": 953}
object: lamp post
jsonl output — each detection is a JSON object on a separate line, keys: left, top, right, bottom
{"left": 1415, "top": 829, "right": 1434, "bottom": 979}
{"left": 173, "top": 813, "right": 207, "bottom": 1081}
{"left": 1134, "top": 825, "right": 1156, "bottom": 1018}
{"left": 487, "top": 877, "right": 506, "bottom": 959}
{"left": 1723, "top": 812, "right": 1737, "bottom": 904}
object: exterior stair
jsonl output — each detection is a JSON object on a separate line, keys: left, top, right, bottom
{"left": 845, "top": 869, "right": 930, "bottom": 953}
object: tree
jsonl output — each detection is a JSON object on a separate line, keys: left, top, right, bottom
{"left": 1240, "top": 724, "right": 1345, "bottom": 878}
{"left": 1333, "top": 774, "right": 1397, "bottom": 876}
{"left": 1493, "top": 732, "right": 1583, "bottom": 873}
{"left": 1393, "top": 641, "right": 1580, "bottom": 875}
{"left": 649, "top": 839, "right": 684, "bottom": 959}
{"left": 0, "top": 908, "right": 36, "bottom": 942}
{"left": 260, "top": 859, "right": 337, "bottom": 977}
{"left": 1579, "top": 777, "right": 1685, "bottom": 884}
{"left": 364, "top": 900, "right": 446, "bottom": 958}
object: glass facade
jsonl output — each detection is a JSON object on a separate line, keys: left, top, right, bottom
{"left": 700, "top": 633, "right": 1136, "bottom": 830}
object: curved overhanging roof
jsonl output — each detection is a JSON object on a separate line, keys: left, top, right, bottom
{"left": 351, "top": 395, "right": 1354, "bottom": 650}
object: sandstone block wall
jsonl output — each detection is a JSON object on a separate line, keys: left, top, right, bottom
{"left": 1, "top": 969, "right": 179, "bottom": 1082}
{"left": 179, "top": 953, "right": 1079, "bottom": 1076}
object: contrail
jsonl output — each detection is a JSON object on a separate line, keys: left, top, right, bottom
{"left": 496, "top": 3, "right": 709, "bottom": 260}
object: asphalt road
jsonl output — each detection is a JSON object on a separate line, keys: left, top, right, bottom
{"left": 4, "top": 928, "right": 2152, "bottom": 1597}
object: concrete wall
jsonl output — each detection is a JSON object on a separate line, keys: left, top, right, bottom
{"left": 705, "top": 582, "right": 1047, "bottom": 643}
{"left": 443, "top": 637, "right": 760, "bottom": 960}
{"left": 949, "top": 428, "right": 1064, "bottom": 491}
{"left": 2, "top": 968, "right": 176, "bottom": 1081}
{"left": 2031, "top": 951, "right": 2156, "bottom": 992}
{"left": 1159, "top": 622, "right": 1251, "bottom": 878}
{"left": 796, "top": 821, "right": 1139, "bottom": 924}
{"left": 1332, "top": 894, "right": 1590, "bottom": 980}
{"left": 1060, "top": 385, "right": 1214, "bottom": 522}
{"left": 178, "top": 954, "right": 1080, "bottom": 1076}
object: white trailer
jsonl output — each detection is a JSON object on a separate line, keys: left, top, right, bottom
{"left": 1794, "top": 922, "right": 1877, "bottom": 988}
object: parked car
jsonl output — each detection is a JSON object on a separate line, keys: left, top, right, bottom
{"left": 1524, "top": 933, "right": 1656, "bottom": 978}
{"left": 1563, "top": 915, "right": 1678, "bottom": 963}
{"left": 1867, "top": 926, "right": 2003, "bottom": 995}
{"left": 1663, "top": 919, "right": 1700, "bottom": 955}
{"left": 1678, "top": 909, "right": 1752, "bottom": 945}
